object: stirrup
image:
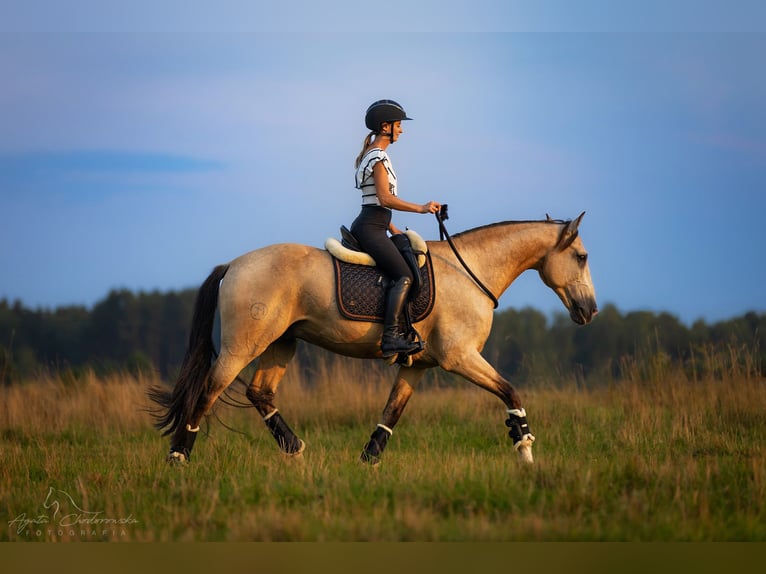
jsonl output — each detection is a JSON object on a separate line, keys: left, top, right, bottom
{"left": 401, "top": 335, "right": 424, "bottom": 357}
{"left": 384, "top": 329, "right": 425, "bottom": 365}
{"left": 381, "top": 340, "right": 420, "bottom": 358}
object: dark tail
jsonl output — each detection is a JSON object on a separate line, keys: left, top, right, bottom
{"left": 148, "top": 264, "right": 230, "bottom": 436}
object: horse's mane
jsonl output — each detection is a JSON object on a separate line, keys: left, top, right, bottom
{"left": 451, "top": 217, "right": 570, "bottom": 239}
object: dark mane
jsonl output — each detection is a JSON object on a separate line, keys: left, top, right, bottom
{"left": 451, "top": 217, "right": 570, "bottom": 239}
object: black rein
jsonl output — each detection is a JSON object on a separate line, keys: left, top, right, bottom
{"left": 434, "top": 206, "right": 499, "bottom": 309}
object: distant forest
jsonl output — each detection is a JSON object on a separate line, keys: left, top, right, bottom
{"left": 1, "top": 289, "right": 764, "bottom": 386}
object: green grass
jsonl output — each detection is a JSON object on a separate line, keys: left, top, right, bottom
{"left": 1, "top": 362, "right": 765, "bottom": 541}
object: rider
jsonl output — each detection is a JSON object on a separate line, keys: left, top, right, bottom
{"left": 350, "top": 99, "right": 441, "bottom": 357}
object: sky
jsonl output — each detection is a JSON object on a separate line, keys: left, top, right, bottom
{"left": 1, "top": 2, "right": 765, "bottom": 326}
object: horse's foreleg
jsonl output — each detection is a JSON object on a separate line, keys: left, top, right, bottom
{"left": 360, "top": 365, "right": 426, "bottom": 465}
{"left": 442, "top": 350, "right": 535, "bottom": 463}
{"left": 245, "top": 338, "right": 304, "bottom": 455}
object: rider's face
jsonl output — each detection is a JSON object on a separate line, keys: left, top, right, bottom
{"left": 382, "top": 121, "right": 403, "bottom": 142}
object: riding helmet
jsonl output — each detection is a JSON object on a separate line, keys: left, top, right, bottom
{"left": 364, "top": 100, "right": 412, "bottom": 133}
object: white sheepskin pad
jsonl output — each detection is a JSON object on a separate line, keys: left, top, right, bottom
{"left": 325, "top": 229, "right": 427, "bottom": 268}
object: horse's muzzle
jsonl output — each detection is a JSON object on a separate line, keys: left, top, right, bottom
{"left": 570, "top": 298, "right": 598, "bottom": 325}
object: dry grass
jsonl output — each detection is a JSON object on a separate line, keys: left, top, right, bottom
{"left": 2, "top": 352, "right": 765, "bottom": 541}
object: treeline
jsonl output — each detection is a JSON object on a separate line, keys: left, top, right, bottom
{"left": 1, "top": 289, "right": 764, "bottom": 385}
{"left": 483, "top": 305, "right": 765, "bottom": 384}
{"left": 0, "top": 290, "right": 196, "bottom": 383}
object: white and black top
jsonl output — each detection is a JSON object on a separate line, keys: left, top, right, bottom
{"left": 355, "top": 148, "right": 397, "bottom": 207}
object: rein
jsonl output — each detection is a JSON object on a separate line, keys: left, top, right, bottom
{"left": 435, "top": 206, "right": 499, "bottom": 309}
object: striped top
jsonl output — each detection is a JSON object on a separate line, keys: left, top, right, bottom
{"left": 355, "top": 148, "right": 397, "bottom": 207}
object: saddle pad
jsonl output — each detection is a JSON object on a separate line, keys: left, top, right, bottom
{"left": 333, "top": 252, "right": 436, "bottom": 323}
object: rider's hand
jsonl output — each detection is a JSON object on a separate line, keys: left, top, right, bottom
{"left": 421, "top": 201, "right": 441, "bottom": 214}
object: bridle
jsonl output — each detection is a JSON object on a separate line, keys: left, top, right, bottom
{"left": 434, "top": 205, "right": 499, "bottom": 309}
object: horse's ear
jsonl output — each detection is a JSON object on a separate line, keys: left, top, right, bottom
{"left": 557, "top": 211, "right": 585, "bottom": 250}
{"left": 546, "top": 213, "right": 553, "bottom": 222}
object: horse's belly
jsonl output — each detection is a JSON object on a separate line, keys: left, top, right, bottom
{"left": 290, "top": 320, "right": 382, "bottom": 359}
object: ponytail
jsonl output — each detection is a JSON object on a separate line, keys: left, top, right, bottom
{"left": 354, "top": 132, "right": 375, "bottom": 169}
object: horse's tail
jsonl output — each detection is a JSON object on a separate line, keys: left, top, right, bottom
{"left": 148, "top": 264, "right": 230, "bottom": 437}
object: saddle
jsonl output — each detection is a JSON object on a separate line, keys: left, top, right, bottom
{"left": 325, "top": 227, "right": 435, "bottom": 325}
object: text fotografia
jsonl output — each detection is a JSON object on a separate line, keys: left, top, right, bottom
{"left": 8, "top": 513, "right": 139, "bottom": 539}
{"left": 7, "top": 486, "right": 139, "bottom": 540}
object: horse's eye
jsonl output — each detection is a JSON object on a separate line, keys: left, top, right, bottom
{"left": 577, "top": 253, "right": 588, "bottom": 264}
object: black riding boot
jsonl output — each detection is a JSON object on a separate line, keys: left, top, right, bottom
{"left": 381, "top": 277, "right": 421, "bottom": 357}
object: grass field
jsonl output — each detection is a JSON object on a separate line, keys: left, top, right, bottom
{"left": 2, "top": 352, "right": 765, "bottom": 542}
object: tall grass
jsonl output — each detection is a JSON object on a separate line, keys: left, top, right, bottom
{"left": 2, "top": 346, "right": 765, "bottom": 541}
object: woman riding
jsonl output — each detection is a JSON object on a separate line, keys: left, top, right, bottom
{"left": 350, "top": 99, "right": 441, "bottom": 357}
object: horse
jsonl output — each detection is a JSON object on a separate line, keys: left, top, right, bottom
{"left": 149, "top": 212, "right": 597, "bottom": 465}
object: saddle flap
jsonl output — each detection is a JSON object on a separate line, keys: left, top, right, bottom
{"left": 333, "top": 254, "right": 436, "bottom": 324}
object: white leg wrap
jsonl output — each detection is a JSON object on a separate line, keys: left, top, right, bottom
{"left": 262, "top": 408, "right": 279, "bottom": 421}
{"left": 507, "top": 408, "right": 526, "bottom": 418}
{"left": 186, "top": 424, "right": 200, "bottom": 433}
{"left": 377, "top": 423, "right": 394, "bottom": 436}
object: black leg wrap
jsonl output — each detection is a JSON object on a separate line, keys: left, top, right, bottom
{"left": 264, "top": 412, "right": 304, "bottom": 454}
{"left": 505, "top": 412, "right": 532, "bottom": 445}
{"left": 360, "top": 426, "right": 390, "bottom": 465}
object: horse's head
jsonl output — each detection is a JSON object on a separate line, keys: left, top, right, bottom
{"left": 538, "top": 212, "right": 598, "bottom": 325}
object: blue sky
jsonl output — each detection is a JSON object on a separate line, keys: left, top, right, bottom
{"left": 1, "top": 3, "right": 765, "bottom": 325}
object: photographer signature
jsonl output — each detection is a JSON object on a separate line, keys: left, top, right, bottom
{"left": 8, "top": 486, "right": 138, "bottom": 535}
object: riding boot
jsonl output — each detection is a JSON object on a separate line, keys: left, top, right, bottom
{"left": 381, "top": 277, "right": 421, "bottom": 357}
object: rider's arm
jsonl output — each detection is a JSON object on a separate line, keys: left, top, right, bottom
{"left": 372, "top": 162, "right": 440, "bottom": 214}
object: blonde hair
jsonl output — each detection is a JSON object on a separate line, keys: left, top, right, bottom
{"left": 354, "top": 132, "right": 376, "bottom": 169}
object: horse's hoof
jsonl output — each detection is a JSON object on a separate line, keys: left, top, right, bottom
{"left": 284, "top": 439, "right": 306, "bottom": 457}
{"left": 518, "top": 445, "right": 534, "bottom": 464}
{"left": 166, "top": 451, "right": 188, "bottom": 466}
{"left": 293, "top": 439, "right": 306, "bottom": 455}
{"left": 359, "top": 451, "right": 382, "bottom": 466}
{"left": 515, "top": 436, "right": 535, "bottom": 464}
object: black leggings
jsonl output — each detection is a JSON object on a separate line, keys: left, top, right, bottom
{"left": 350, "top": 206, "right": 413, "bottom": 282}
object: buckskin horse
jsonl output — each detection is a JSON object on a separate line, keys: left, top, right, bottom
{"left": 149, "top": 212, "right": 597, "bottom": 465}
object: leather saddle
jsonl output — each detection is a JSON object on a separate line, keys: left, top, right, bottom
{"left": 325, "top": 227, "right": 435, "bottom": 325}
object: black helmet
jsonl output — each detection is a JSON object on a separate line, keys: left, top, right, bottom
{"left": 364, "top": 99, "right": 412, "bottom": 133}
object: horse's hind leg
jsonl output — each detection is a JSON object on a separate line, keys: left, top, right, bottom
{"left": 166, "top": 351, "right": 255, "bottom": 462}
{"left": 245, "top": 337, "right": 304, "bottom": 455}
{"left": 360, "top": 365, "right": 426, "bottom": 464}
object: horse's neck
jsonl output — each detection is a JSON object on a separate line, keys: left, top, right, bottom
{"left": 452, "top": 222, "right": 559, "bottom": 296}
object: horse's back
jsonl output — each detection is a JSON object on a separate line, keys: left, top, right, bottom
{"left": 226, "top": 241, "right": 330, "bottom": 285}
{"left": 222, "top": 242, "right": 334, "bottom": 313}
